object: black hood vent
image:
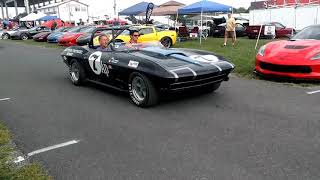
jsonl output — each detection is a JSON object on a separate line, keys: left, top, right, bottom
{"left": 284, "top": 45, "right": 308, "bottom": 49}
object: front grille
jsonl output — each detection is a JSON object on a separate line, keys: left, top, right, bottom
{"left": 260, "top": 62, "right": 311, "bottom": 73}
{"left": 170, "top": 73, "right": 227, "bottom": 90}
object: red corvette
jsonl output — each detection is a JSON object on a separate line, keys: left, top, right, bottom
{"left": 255, "top": 25, "right": 320, "bottom": 80}
{"left": 58, "top": 26, "right": 98, "bottom": 46}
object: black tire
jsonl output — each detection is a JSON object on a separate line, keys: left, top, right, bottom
{"left": 128, "top": 72, "right": 159, "bottom": 107}
{"left": 160, "top": 37, "right": 172, "bottom": 48}
{"left": 69, "top": 59, "right": 86, "bottom": 86}
{"left": 203, "top": 83, "right": 221, "bottom": 93}
{"left": 2, "top": 33, "right": 9, "bottom": 39}
{"left": 20, "top": 33, "right": 28, "bottom": 40}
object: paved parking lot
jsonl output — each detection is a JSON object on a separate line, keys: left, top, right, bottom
{"left": 0, "top": 40, "right": 320, "bottom": 180}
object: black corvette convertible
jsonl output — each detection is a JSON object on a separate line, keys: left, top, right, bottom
{"left": 61, "top": 27, "right": 234, "bottom": 107}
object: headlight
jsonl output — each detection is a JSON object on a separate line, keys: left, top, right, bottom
{"left": 311, "top": 53, "right": 320, "bottom": 60}
{"left": 258, "top": 45, "right": 266, "bottom": 56}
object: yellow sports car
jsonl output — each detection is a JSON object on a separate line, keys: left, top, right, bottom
{"left": 93, "top": 26, "right": 177, "bottom": 48}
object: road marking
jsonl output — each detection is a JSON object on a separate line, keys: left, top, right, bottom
{"left": 14, "top": 156, "right": 25, "bottom": 163}
{"left": 27, "top": 140, "right": 80, "bottom": 157}
{"left": 307, "top": 90, "right": 320, "bottom": 95}
{"left": 13, "top": 139, "right": 80, "bottom": 163}
{"left": 0, "top": 98, "right": 10, "bottom": 101}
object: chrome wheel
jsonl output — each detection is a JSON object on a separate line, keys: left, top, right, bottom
{"left": 131, "top": 76, "right": 147, "bottom": 102}
{"left": 2, "top": 34, "right": 9, "bottom": 39}
{"left": 70, "top": 62, "right": 80, "bottom": 82}
{"left": 21, "top": 34, "right": 28, "bottom": 40}
{"left": 161, "top": 37, "right": 172, "bottom": 48}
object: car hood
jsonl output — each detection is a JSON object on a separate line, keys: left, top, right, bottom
{"left": 132, "top": 47, "right": 234, "bottom": 74}
{"left": 61, "top": 32, "right": 84, "bottom": 39}
{"left": 48, "top": 32, "right": 65, "bottom": 38}
{"left": 77, "top": 33, "right": 91, "bottom": 41}
{"left": 264, "top": 40, "right": 320, "bottom": 63}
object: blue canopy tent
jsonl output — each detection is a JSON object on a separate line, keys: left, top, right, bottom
{"left": 37, "top": 15, "right": 59, "bottom": 21}
{"left": 118, "top": 2, "right": 150, "bottom": 16}
{"left": 178, "top": 0, "right": 232, "bottom": 14}
{"left": 177, "top": 0, "right": 232, "bottom": 44}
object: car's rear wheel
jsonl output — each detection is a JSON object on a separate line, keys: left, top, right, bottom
{"left": 20, "top": 34, "right": 28, "bottom": 40}
{"left": 160, "top": 37, "right": 172, "bottom": 48}
{"left": 128, "top": 72, "right": 159, "bottom": 107}
{"left": 69, "top": 59, "right": 86, "bottom": 86}
{"left": 2, "top": 33, "right": 9, "bottom": 39}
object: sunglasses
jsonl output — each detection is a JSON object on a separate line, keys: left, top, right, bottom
{"left": 133, "top": 34, "right": 140, "bottom": 37}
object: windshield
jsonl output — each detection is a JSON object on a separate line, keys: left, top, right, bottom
{"left": 68, "top": 26, "right": 82, "bottom": 33}
{"left": 30, "top": 26, "right": 39, "bottom": 31}
{"left": 54, "top": 27, "right": 67, "bottom": 33}
{"left": 291, "top": 26, "right": 320, "bottom": 40}
{"left": 81, "top": 26, "right": 96, "bottom": 33}
{"left": 111, "top": 41, "right": 165, "bottom": 52}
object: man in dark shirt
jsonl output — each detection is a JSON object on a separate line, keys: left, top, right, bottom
{"left": 96, "top": 34, "right": 110, "bottom": 52}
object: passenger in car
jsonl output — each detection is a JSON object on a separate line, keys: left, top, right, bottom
{"left": 129, "top": 30, "right": 140, "bottom": 44}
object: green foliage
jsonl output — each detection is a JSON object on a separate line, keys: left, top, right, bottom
{"left": 0, "top": 122, "right": 52, "bottom": 180}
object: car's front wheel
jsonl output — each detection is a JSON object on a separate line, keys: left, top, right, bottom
{"left": 2, "top": 33, "right": 9, "bottom": 39}
{"left": 20, "top": 34, "right": 28, "bottom": 40}
{"left": 160, "top": 37, "right": 172, "bottom": 48}
{"left": 128, "top": 72, "right": 159, "bottom": 107}
{"left": 69, "top": 59, "right": 86, "bottom": 86}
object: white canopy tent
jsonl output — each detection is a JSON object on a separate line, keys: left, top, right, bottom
{"left": 20, "top": 12, "right": 46, "bottom": 21}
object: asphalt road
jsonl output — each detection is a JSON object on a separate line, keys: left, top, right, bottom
{"left": 0, "top": 40, "right": 320, "bottom": 180}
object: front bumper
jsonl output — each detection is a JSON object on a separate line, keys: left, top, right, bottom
{"left": 47, "top": 38, "right": 59, "bottom": 43}
{"left": 160, "top": 70, "right": 231, "bottom": 92}
{"left": 255, "top": 58, "right": 320, "bottom": 80}
{"left": 58, "top": 40, "right": 76, "bottom": 46}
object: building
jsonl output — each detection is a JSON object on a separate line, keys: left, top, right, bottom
{"left": 36, "top": 0, "right": 88, "bottom": 24}
{"left": 249, "top": 0, "right": 320, "bottom": 30}
{"left": 250, "top": 0, "right": 320, "bottom": 10}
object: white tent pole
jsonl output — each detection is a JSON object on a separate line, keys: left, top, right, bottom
{"left": 200, "top": 0, "right": 204, "bottom": 45}
{"left": 175, "top": 11, "right": 179, "bottom": 30}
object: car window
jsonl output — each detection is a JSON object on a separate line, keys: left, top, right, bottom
{"left": 292, "top": 26, "right": 320, "bottom": 40}
{"left": 236, "top": 24, "right": 245, "bottom": 30}
{"left": 139, "top": 28, "right": 154, "bottom": 35}
{"left": 120, "top": 29, "right": 130, "bottom": 35}
{"left": 274, "top": 23, "right": 285, "bottom": 29}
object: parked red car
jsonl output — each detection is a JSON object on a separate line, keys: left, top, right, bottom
{"left": 246, "top": 22, "right": 295, "bottom": 39}
{"left": 255, "top": 25, "right": 320, "bottom": 80}
{"left": 58, "top": 26, "right": 100, "bottom": 46}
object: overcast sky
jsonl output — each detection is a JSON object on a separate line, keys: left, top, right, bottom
{"left": 80, "top": 0, "right": 253, "bottom": 18}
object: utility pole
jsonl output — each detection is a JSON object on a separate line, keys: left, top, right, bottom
{"left": 113, "top": 0, "right": 116, "bottom": 16}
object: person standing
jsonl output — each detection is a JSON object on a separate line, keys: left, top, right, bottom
{"left": 223, "top": 13, "right": 236, "bottom": 47}
{"left": 51, "top": 20, "right": 57, "bottom": 31}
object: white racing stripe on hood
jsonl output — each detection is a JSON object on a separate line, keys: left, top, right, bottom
{"left": 170, "top": 67, "right": 197, "bottom": 81}
{"left": 218, "top": 61, "right": 234, "bottom": 69}
{"left": 211, "top": 64, "right": 222, "bottom": 71}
